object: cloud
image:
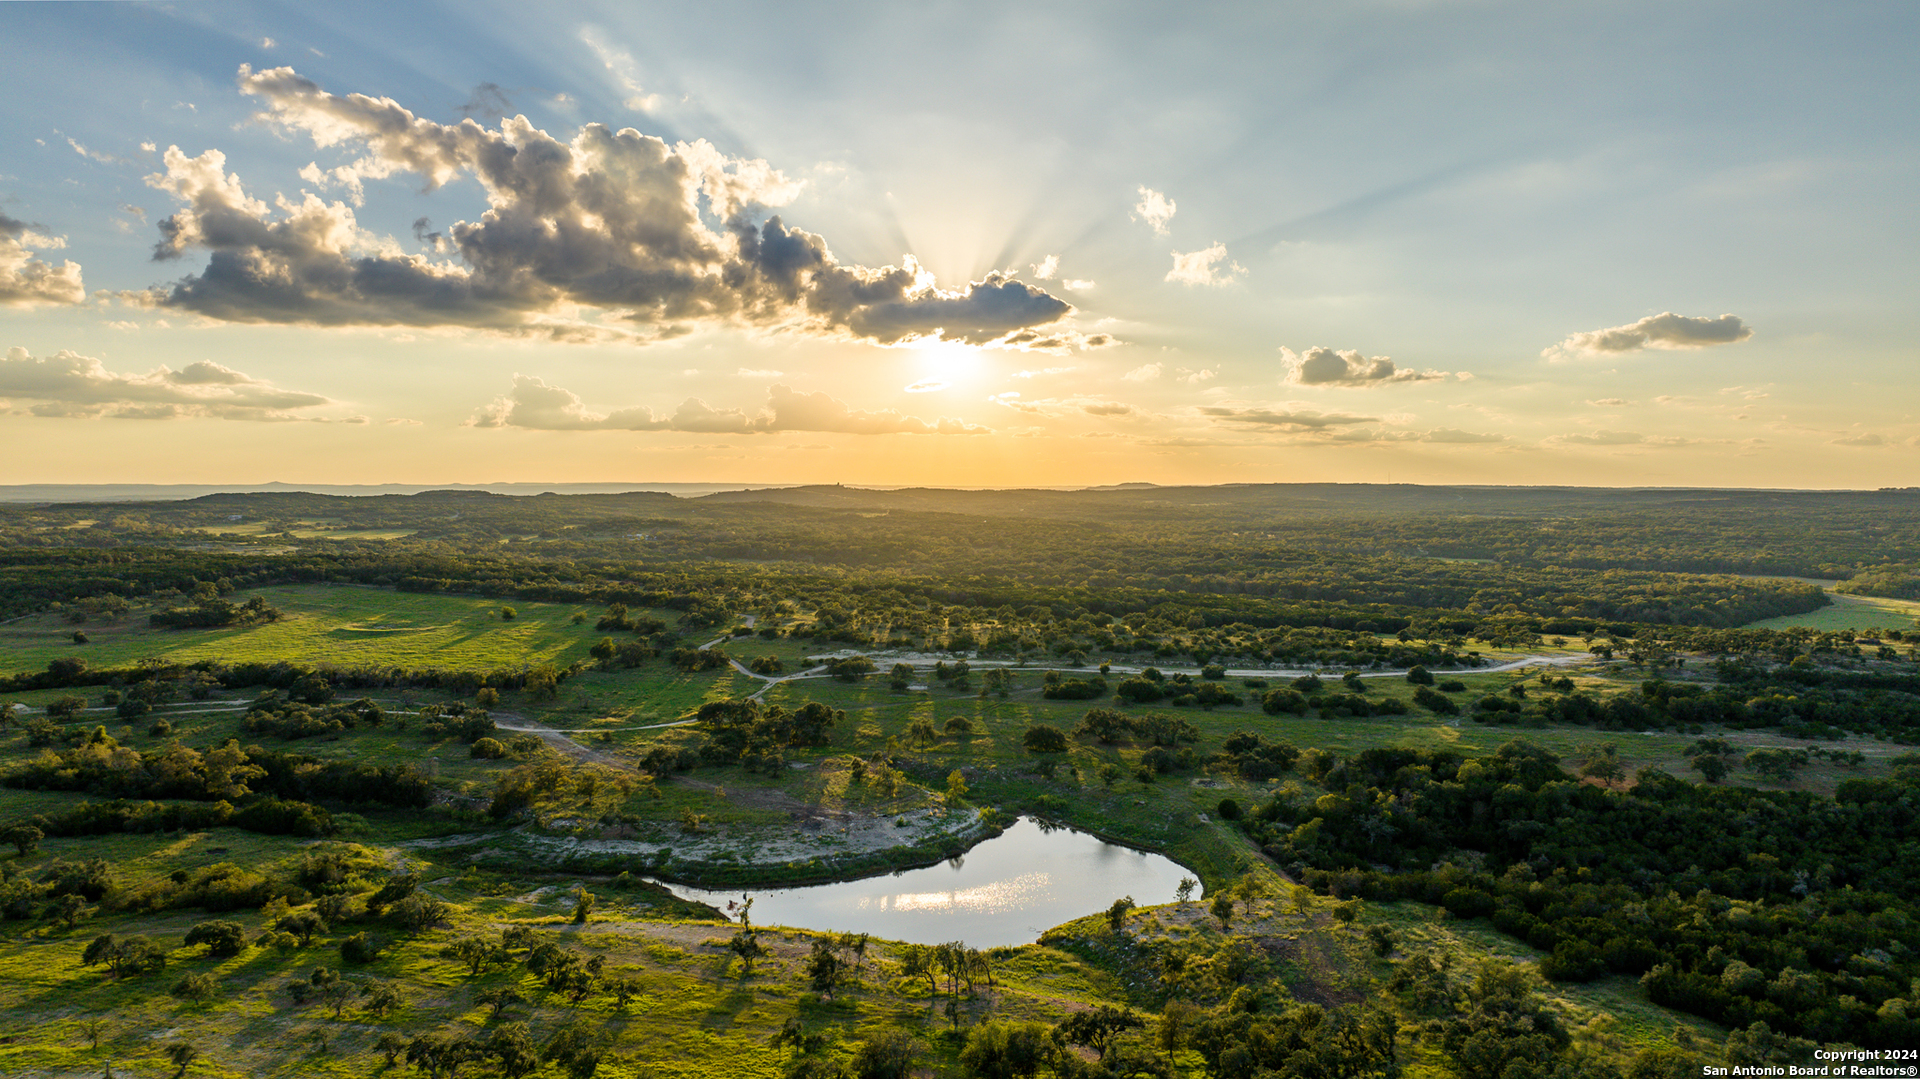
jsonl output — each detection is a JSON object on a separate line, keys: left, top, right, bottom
{"left": 134, "top": 66, "right": 1077, "bottom": 350}
{"left": 1133, "top": 187, "right": 1175, "bottom": 235}
{"left": 1587, "top": 398, "right": 1632, "bottom": 407}
{"left": 1545, "top": 312, "right": 1753, "bottom": 359}
{"left": 0, "top": 214, "right": 86, "bottom": 307}
{"left": 1062, "top": 279, "right": 1095, "bottom": 291}
{"left": 1010, "top": 367, "right": 1074, "bottom": 379}
{"left": 470, "top": 376, "right": 990, "bottom": 435}
{"left": 988, "top": 327, "right": 1114, "bottom": 353}
{"left": 1280, "top": 345, "right": 1449, "bottom": 386}
{"left": 1031, "top": 255, "right": 1058, "bottom": 279}
{"left": 903, "top": 380, "right": 947, "bottom": 393}
{"left": 0, "top": 346, "right": 333, "bottom": 420}
{"left": 735, "top": 367, "right": 783, "bottom": 378}
{"left": 1830, "top": 433, "right": 1885, "bottom": 447}
{"left": 1121, "top": 363, "right": 1162, "bottom": 382}
{"left": 1166, "top": 242, "right": 1243, "bottom": 287}
{"left": 1082, "top": 402, "right": 1135, "bottom": 417}
{"left": 1179, "top": 368, "right": 1215, "bottom": 384}
{"left": 1200, "top": 405, "right": 1376, "bottom": 430}
{"left": 1420, "top": 428, "right": 1506, "bottom": 444}
{"left": 580, "top": 28, "right": 661, "bottom": 112}
{"left": 1548, "top": 430, "right": 1667, "bottom": 446}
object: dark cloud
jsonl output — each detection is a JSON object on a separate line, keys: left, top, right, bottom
{"left": 1281, "top": 346, "right": 1449, "bottom": 387}
{"left": 1546, "top": 312, "right": 1753, "bottom": 359}
{"left": 136, "top": 66, "right": 1080, "bottom": 349}
{"left": 458, "top": 82, "right": 512, "bottom": 123}
{"left": 0, "top": 347, "right": 334, "bottom": 420}
{"left": 470, "top": 376, "right": 991, "bottom": 435}
{"left": 0, "top": 214, "right": 85, "bottom": 307}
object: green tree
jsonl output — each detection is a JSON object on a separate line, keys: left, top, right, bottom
{"left": 1176, "top": 877, "right": 1197, "bottom": 903}
{"left": 164, "top": 1042, "right": 199, "bottom": 1078}
{"left": 2, "top": 823, "right": 41, "bottom": 857}
{"left": 806, "top": 938, "right": 845, "bottom": 998}
{"left": 959, "top": 1020, "right": 1050, "bottom": 1079}
{"left": 183, "top": 921, "right": 247, "bottom": 958}
{"left": 1106, "top": 895, "right": 1136, "bottom": 934}
{"left": 1211, "top": 893, "right": 1234, "bottom": 931}
{"left": 1022, "top": 724, "right": 1068, "bottom": 753}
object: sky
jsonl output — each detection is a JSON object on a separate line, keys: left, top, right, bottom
{"left": 1, "top": 0, "right": 1916, "bottom": 489}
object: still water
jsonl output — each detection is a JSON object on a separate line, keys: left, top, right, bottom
{"left": 652, "top": 817, "right": 1195, "bottom": 948}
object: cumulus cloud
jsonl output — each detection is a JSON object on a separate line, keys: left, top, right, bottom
{"left": 1082, "top": 401, "right": 1135, "bottom": 417}
{"left": 735, "top": 367, "right": 783, "bottom": 378}
{"left": 1166, "top": 242, "right": 1243, "bottom": 287}
{"left": 1179, "top": 368, "right": 1215, "bottom": 384}
{"left": 1281, "top": 346, "right": 1449, "bottom": 386}
{"left": 1062, "top": 279, "right": 1095, "bottom": 291}
{"left": 1200, "top": 405, "right": 1376, "bottom": 430}
{"left": 1031, "top": 255, "right": 1058, "bottom": 279}
{"left": 135, "top": 66, "right": 1078, "bottom": 349}
{"left": 1587, "top": 398, "right": 1632, "bottom": 407}
{"left": 0, "top": 346, "right": 333, "bottom": 420}
{"left": 1133, "top": 187, "right": 1176, "bottom": 235}
{"left": 1122, "top": 364, "right": 1162, "bottom": 382}
{"left": 470, "top": 375, "right": 990, "bottom": 435}
{"left": 1830, "top": 433, "right": 1885, "bottom": 447}
{"left": 0, "top": 214, "right": 86, "bottom": 307}
{"left": 1545, "top": 312, "right": 1753, "bottom": 359}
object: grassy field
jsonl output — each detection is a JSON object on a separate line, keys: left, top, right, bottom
{"left": 1743, "top": 587, "right": 1920, "bottom": 632}
{"left": 0, "top": 584, "right": 610, "bottom": 674}
{"left": 0, "top": 630, "right": 1851, "bottom": 1075}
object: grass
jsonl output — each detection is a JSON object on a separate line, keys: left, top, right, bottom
{"left": 1, "top": 584, "right": 613, "bottom": 674}
{"left": 1743, "top": 588, "right": 1920, "bottom": 632}
{"left": 0, "top": 636, "right": 1855, "bottom": 1075}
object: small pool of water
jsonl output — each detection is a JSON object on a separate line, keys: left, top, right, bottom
{"left": 652, "top": 817, "right": 1196, "bottom": 948}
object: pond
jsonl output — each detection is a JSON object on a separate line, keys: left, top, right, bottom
{"left": 652, "top": 817, "right": 1196, "bottom": 948}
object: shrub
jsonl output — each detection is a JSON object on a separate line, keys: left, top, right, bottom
{"left": 1216, "top": 798, "right": 1241, "bottom": 821}
{"left": 1022, "top": 725, "right": 1069, "bottom": 753}
{"left": 340, "top": 932, "right": 381, "bottom": 964}
{"left": 469, "top": 737, "right": 508, "bottom": 759}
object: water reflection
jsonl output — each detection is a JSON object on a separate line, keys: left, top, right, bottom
{"left": 651, "top": 817, "right": 1194, "bottom": 948}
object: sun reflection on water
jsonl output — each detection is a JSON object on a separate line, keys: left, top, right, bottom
{"left": 858, "top": 872, "right": 1051, "bottom": 915}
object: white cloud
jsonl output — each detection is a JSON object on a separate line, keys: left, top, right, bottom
{"left": 261, "top": 36, "right": 276, "bottom": 48}
{"left": 1062, "top": 279, "right": 1095, "bottom": 291}
{"left": 735, "top": 367, "right": 783, "bottom": 378}
{"left": 1010, "top": 367, "right": 1075, "bottom": 379}
{"left": 1587, "top": 398, "right": 1632, "bottom": 407}
{"left": 470, "top": 376, "right": 991, "bottom": 435}
{"left": 0, "top": 347, "right": 333, "bottom": 420}
{"left": 132, "top": 66, "right": 1078, "bottom": 350}
{"left": 1031, "top": 255, "right": 1058, "bottom": 279}
{"left": 1830, "top": 433, "right": 1885, "bottom": 447}
{"left": 1133, "top": 187, "right": 1176, "bottom": 235}
{"left": 1166, "top": 242, "right": 1243, "bottom": 287}
{"left": 1280, "top": 345, "right": 1449, "bottom": 386}
{"left": 0, "top": 215, "right": 85, "bottom": 307}
{"left": 580, "top": 28, "right": 661, "bottom": 112}
{"left": 1545, "top": 312, "right": 1753, "bottom": 360}
{"left": 903, "top": 380, "right": 947, "bottom": 393}
{"left": 1121, "top": 363, "right": 1162, "bottom": 382}
{"left": 1179, "top": 368, "right": 1215, "bottom": 384}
